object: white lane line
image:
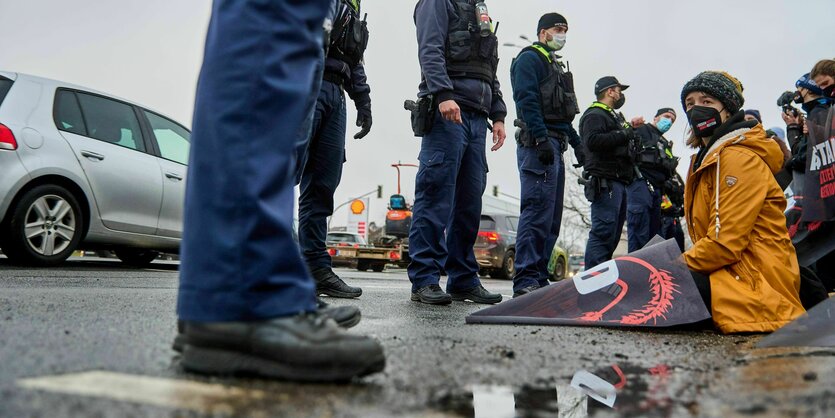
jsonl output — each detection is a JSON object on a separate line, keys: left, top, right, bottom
{"left": 18, "top": 371, "right": 269, "bottom": 414}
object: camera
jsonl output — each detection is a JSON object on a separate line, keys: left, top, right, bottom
{"left": 776, "top": 91, "right": 799, "bottom": 117}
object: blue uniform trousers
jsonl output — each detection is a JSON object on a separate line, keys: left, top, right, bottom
{"left": 408, "top": 110, "right": 489, "bottom": 293}
{"left": 626, "top": 179, "right": 662, "bottom": 252}
{"left": 297, "top": 80, "right": 347, "bottom": 269}
{"left": 178, "top": 0, "right": 328, "bottom": 322}
{"left": 661, "top": 216, "right": 685, "bottom": 253}
{"left": 585, "top": 180, "right": 628, "bottom": 269}
{"left": 512, "top": 144, "right": 565, "bottom": 292}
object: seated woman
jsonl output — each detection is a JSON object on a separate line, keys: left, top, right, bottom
{"left": 680, "top": 71, "right": 805, "bottom": 334}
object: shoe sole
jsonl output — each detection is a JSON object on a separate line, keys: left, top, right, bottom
{"left": 317, "top": 288, "right": 363, "bottom": 299}
{"left": 410, "top": 293, "right": 452, "bottom": 305}
{"left": 181, "top": 345, "right": 385, "bottom": 382}
{"left": 171, "top": 313, "right": 362, "bottom": 354}
{"left": 449, "top": 294, "right": 503, "bottom": 304}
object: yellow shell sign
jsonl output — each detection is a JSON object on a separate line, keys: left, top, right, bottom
{"left": 350, "top": 199, "right": 366, "bottom": 215}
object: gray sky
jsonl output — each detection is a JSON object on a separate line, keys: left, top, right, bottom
{"left": 2, "top": 0, "right": 833, "bottom": 227}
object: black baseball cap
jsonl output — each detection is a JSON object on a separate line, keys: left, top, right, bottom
{"left": 655, "top": 108, "right": 677, "bottom": 118}
{"left": 537, "top": 13, "right": 568, "bottom": 33}
{"left": 594, "top": 76, "right": 629, "bottom": 96}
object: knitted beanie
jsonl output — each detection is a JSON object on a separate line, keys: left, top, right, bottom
{"left": 680, "top": 71, "right": 745, "bottom": 114}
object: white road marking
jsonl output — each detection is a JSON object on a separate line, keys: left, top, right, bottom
{"left": 18, "top": 371, "right": 272, "bottom": 414}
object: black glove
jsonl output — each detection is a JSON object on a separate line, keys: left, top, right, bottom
{"left": 354, "top": 102, "right": 372, "bottom": 139}
{"left": 535, "top": 137, "right": 556, "bottom": 166}
{"left": 573, "top": 145, "right": 585, "bottom": 168}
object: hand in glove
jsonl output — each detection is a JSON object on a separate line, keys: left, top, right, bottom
{"left": 354, "top": 102, "right": 372, "bottom": 139}
{"left": 535, "top": 137, "right": 556, "bottom": 166}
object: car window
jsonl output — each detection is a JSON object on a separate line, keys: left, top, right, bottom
{"left": 53, "top": 90, "right": 87, "bottom": 136}
{"left": 0, "top": 77, "right": 13, "bottom": 106}
{"left": 507, "top": 216, "right": 519, "bottom": 231}
{"left": 76, "top": 92, "right": 145, "bottom": 152}
{"left": 479, "top": 216, "right": 496, "bottom": 230}
{"left": 144, "top": 110, "right": 190, "bottom": 165}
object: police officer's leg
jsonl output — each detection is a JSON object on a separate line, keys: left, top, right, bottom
{"left": 585, "top": 181, "right": 622, "bottom": 268}
{"left": 513, "top": 144, "right": 551, "bottom": 293}
{"left": 408, "top": 111, "right": 463, "bottom": 304}
{"left": 647, "top": 187, "right": 663, "bottom": 241}
{"left": 626, "top": 179, "right": 652, "bottom": 252}
{"left": 298, "top": 81, "right": 361, "bottom": 298}
{"left": 177, "top": 0, "right": 383, "bottom": 381}
{"left": 446, "top": 112, "right": 502, "bottom": 304}
{"left": 539, "top": 153, "right": 566, "bottom": 288}
{"left": 293, "top": 57, "right": 324, "bottom": 186}
{"left": 614, "top": 181, "right": 628, "bottom": 252}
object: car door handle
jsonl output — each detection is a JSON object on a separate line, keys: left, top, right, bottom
{"left": 80, "top": 151, "right": 105, "bottom": 161}
{"left": 165, "top": 172, "right": 183, "bottom": 181}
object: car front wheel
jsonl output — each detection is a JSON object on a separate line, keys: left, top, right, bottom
{"left": 551, "top": 257, "right": 566, "bottom": 281}
{"left": 1, "top": 185, "right": 84, "bottom": 266}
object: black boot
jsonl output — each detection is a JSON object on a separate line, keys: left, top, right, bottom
{"left": 178, "top": 313, "right": 385, "bottom": 382}
{"left": 411, "top": 284, "right": 452, "bottom": 305}
{"left": 173, "top": 298, "right": 361, "bottom": 353}
{"left": 512, "top": 284, "right": 540, "bottom": 298}
{"left": 312, "top": 267, "right": 362, "bottom": 298}
{"left": 449, "top": 285, "right": 502, "bottom": 304}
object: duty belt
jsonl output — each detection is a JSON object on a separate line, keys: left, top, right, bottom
{"left": 322, "top": 72, "right": 346, "bottom": 87}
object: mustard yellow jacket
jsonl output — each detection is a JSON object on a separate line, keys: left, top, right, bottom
{"left": 684, "top": 124, "right": 805, "bottom": 334}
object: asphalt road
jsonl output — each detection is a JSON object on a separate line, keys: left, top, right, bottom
{"left": 1, "top": 256, "right": 834, "bottom": 417}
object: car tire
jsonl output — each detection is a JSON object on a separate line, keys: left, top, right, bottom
{"left": 1, "top": 184, "right": 85, "bottom": 266}
{"left": 371, "top": 263, "right": 385, "bottom": 272}
{"left": 492, "top": 250, "right": 515, "bottom": 280}
{"left": 115, "top": 249, "right": 158, "bottom": 267}
{"left": 551, "top": 257, "right": 566, "bottom": 282}
{"left": 357, "top": 260, "right": 370, "bottom": 272}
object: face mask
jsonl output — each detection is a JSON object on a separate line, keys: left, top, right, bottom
{"left": 793, "top": 91, "right": 805, "bottom": 104}
{"left": 547, "top": 32, "right": 566, "bottom": 51}
{"left": 656, "top": 117, "right": 673, "bottom": 133}
{"left": 687, "top": 105, "right": 723, "bottom": 139}
{"left": 824, "top": 85, "right": 835, "bottom": 100}
{"left": 613, "top": 93, "right": 626, "bottom": 110}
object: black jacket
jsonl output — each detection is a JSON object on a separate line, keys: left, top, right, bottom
{"left": 787, "top": 101, "right": 831, "bottom": 172}
{"left": 634, "top": 124, "right": 676, "bottom": 190}
{"left": 579, "top": 104, "right": 634, "bottom": 183}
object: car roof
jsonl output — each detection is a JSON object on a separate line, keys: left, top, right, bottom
{"left": 0, "top": 70, "right": 188, "bottom": 129}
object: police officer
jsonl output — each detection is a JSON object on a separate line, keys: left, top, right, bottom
{"left": 408, "top": 0, "right": 507, "bottom": 305}
{"left": 509, "top": 13, "right": 581, "bottom": 297}
{"left": 296, "top": 0, "right": 372, "bottom": 299}
{"left": 176, "top": 0, "right": 383, "bottom": 381}
{"left": 580, "top": 76, "right": 637, "bottom": 268}
{"left": 627, "top": 108, "right": 678, "bottom": 252}
{"left": 660, "top": 172, "right": 686, "bottom": 252}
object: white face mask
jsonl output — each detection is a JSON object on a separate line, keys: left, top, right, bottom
{"left": 547, "top": 32, "right": 566, "bottom": 51}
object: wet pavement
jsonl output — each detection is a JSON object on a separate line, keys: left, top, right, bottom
{"left": 1, "top": 256, "right": 833, "bottom": 417}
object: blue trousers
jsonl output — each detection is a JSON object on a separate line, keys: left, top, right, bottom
{"left": 408, "top": 110, "right": 488, "bottom": 293}
{"left": 661, "top": 216, "right": 685, "bottom": 252}
{"left": 178, "top": 0, "right": 329, "bottom": 322}
{"left": 513, "top": 144, "right": 565, "bottom": 292}
{"left": 626, "top": 179, "right": 662, "bottom": 252}
{"left": 297, "top": 80, "right": 347, "bottom": 270}
{"left": 585, "top": 180, "right": 627, "bottom": 269}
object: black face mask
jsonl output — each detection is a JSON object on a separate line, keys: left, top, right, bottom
{"left": 613, "top": 93, "right": 626, "bottom": 110}
{"left": 687, "top": 105, "right": 723, "bottom": 139}
{"left": 824, "top": 85, "right": 835, "bottom": 100}
{"left": 793, "top": 92, "right": 804, "bottom": 104}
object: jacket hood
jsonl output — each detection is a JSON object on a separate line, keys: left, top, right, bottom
{"left": 697, "top": 123, "right": 785, "bottom": 175}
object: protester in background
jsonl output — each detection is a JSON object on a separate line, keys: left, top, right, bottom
{"left": 743, "top": 109, "right": 762, "bottom": 124}
{"left": 509, "top": 12, "right": 581, "bottom": 298}
{"left": 810, "top": 59, "right": 835, "bottom": 100}
{"left": 176, "top": 0, "right": 384, "bottom": 380}
{"left": 680, "top": 71, "right": 805, "bottom": 334}
{"left": 784, "top": 73, "right": 830, "bottom": 201}
{"left": 627, "top": 108, "right": 678, "bottom": 252}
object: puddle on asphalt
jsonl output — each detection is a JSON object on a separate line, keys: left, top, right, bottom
{"left": 434, "top": 363, "right": 680, "bottom": 417}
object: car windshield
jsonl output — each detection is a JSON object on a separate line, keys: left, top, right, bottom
{"left": 327, "top": 233, "right": 366, "bottom": 245}
{"left": 479, "top": 216, "right": 496, "bottom": 230}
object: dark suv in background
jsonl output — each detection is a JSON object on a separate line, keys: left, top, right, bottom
{"left": 475, "top": 213, "right": 518, "bottom": 279}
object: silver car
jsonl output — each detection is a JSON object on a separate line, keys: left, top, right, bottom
{"left": 0, "top": 71, "right": 190, "bottom": 266}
